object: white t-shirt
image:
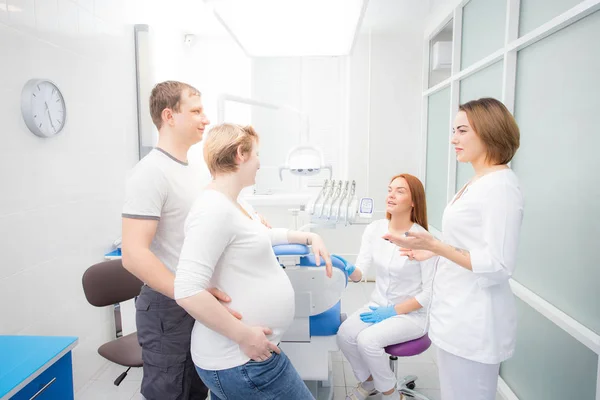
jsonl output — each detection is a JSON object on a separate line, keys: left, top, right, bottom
{"left": 174, "top": 189, "right": 295, "bottom": 370}
{"left": 355, "top": 219, "right": 436, "bottom": 329}
{"left": 429, "top": 168, "right": 524, "bottom": 364}
{"left": 122, "top": 148, "right": 211, "bottom": 273}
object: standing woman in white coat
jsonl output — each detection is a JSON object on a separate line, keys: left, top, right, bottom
{"left": 384, "top": 98, "right": 524, "bottom": 400}
{"left": 337, "top": 173, "right": 436, "bottom": 400}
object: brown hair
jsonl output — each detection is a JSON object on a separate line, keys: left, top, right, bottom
{"left": 204, "top": 123, "right": 259, "bottom": 175}
{"left": 386, "top": 174, "right": 428, "bottom": 231}
{"left": 149, "top": 81, "right": 201, "bottom": 129}
{"left": 459, "top": 98, "right": 520, "bottom": 165}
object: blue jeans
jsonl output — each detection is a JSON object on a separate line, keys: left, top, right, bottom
{"left": 194, "top": 351, "right": 314, "bottom": 400}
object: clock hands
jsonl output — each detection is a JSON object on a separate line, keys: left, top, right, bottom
{"left": 45, "top": 101, "right": 57, "bottom": 133}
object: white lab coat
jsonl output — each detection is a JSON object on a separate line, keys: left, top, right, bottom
{"left": 337, "top": 219, "right": 436, "bottom": 392}
{"left": 429, "top": 168, "right": 524, "bottom": 365}
{"left": 355, "top": 219, "right": 436, "bottom": 328}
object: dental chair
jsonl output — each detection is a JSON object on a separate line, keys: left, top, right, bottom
{"left": 273, "top": 244, "right": 349, "bottom": 400}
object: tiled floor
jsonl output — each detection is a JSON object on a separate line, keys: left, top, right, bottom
{"left": 75, "top": 361, "right": 143, "bottom": 400}
{"left": 75, "top": 282, "right": 501, "bottom": 400}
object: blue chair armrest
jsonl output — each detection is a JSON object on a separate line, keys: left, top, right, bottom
{"left": 273, "top": 244, "right": 311, "bottom": 256}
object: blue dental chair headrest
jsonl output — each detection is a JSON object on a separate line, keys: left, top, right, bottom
{"left": 272, "top": 244, "right": 350, "bottom": 277}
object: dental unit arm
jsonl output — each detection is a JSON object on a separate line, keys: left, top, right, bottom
{"left": 345, "top": 181, "right": 359, "bottom": 225}
{"left": 322, "top": 180, "right": 342, "bottom": 219}
{"left": 331, "top": 180, "right": 350, "bottom": 221}
{"left": 308, "top": 179, "right": 371, "bottom": 226}
{"left": 306, "top": 179, "right": 329, "bottom": 215}
{"left": 315, "top": 180, "right": 335, "bottom": 218}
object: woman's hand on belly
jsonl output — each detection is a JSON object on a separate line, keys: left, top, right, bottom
{"left": 237, "top": 325, "right": 282, "bottom": 362}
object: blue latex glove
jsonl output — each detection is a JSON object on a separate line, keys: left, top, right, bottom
{"left": 360, "top": 305, "right": 397, "bottom": 324}
{"left": 344, "top": 264, "right": 356, "bottom": 277}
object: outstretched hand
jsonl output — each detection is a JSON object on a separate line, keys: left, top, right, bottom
{"left": 382, "top": 230, "right": 436, "bottom": 252}
{"left": 399, "top": 249, "right": 436, "bottom": 261}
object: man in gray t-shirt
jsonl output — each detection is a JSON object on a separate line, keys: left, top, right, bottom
{"left": 122, "top": 81, "right": 238, "bottom": 400}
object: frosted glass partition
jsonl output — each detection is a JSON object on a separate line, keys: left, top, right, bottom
{"left": 455, "top": 156, "right": 474, "bottom": 193}
{"left": 461, "top": 0, "right": 506, "bottom": 69}
{"left": 425, "top": 87, "right": 451, "bottom": 230}
{"left": 456, "top": 61, "right": 504, "bottom": 191}
{"left": 519, "top": 0, "right": 584, "bottom": 37}
{"left": 511, "top": 10, "right": 600, "bottom": 334}
{"left": 500, "top": 298, "right": 598, "bottom": 400}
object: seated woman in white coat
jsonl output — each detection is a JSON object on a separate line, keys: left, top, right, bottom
{"left": 174, "top": 123, "right": 334, "bottom": 400}
{"left": 337, "top": 173, "right": 436, "bottom": 400}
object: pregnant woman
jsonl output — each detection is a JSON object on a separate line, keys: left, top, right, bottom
{"left": 174, "top": 123, "right": 332, "bottom": 400}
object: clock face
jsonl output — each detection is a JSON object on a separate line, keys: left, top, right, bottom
{"left": 21, "top": 79, "right": 66, "bottom": 138}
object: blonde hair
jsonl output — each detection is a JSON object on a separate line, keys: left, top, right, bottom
{"left": 459, "top": 98, "right": 520, "bottom": 165}
{"left": 204, "top": 123, "right": 259, "bottom": 175}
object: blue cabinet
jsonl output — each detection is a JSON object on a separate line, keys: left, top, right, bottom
{"left": 0, "top": 336, "right": 78, "bottom": 400}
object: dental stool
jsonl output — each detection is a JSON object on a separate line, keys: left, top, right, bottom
{"left": 385, "top": 335, "right": 432, "bottom": 400}
{"left": 273, "top": 243, "right": 350, "bottom": 400}
{"left": 82, "top": 260, "right": 144, "bottom": 386}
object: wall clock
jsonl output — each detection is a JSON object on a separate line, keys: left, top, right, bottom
{"left": 21, "top": 79, "right": 67, "bottom": 138}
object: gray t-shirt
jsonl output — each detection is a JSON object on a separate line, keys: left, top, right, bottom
{"left": 122, "top": 148, "right": 210, "bottom": 273}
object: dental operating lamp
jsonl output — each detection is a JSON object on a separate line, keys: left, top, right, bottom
{"left": 216, "top": 94, "right": 332, "bottom": 180}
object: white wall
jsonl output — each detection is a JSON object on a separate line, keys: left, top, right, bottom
{"left": 365, "top": 31, "right": 424, "bottom": 201}
{"left": 250, "top": 56, "right": 347, "bottom": 195}
{"left": 426, "top": 0, "right": 462, "bottom": 35}
{"left": 0, "top": 0, "right": 138, "bottom": 391}
{"left": 250, "top": 29, "right": 424, "bottom": 278}
{"left": 149, "top": 28, "right": 251, "bottom": 165}
{"left": 334, "top": 30, "right": 424, "bottom": 276}
{"left": 144, "top": 18, "right": 425, "bottom": 278}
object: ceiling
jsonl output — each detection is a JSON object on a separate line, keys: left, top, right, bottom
{"left": 127, "top": 0, "right": 432, "bottom": 37}
{"left": 361, "top": 0, "right": 430, "bottom": 33}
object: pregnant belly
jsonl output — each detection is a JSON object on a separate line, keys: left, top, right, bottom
{"left": 220, "top": 272, "right": 296, "bottom": 339}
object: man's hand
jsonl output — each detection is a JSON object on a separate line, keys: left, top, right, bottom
{"left": 238, "top": 326, "right": 281, "bottom": 361}
{"left": 206, "top": 287, "right": 242, "bottom": 320}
